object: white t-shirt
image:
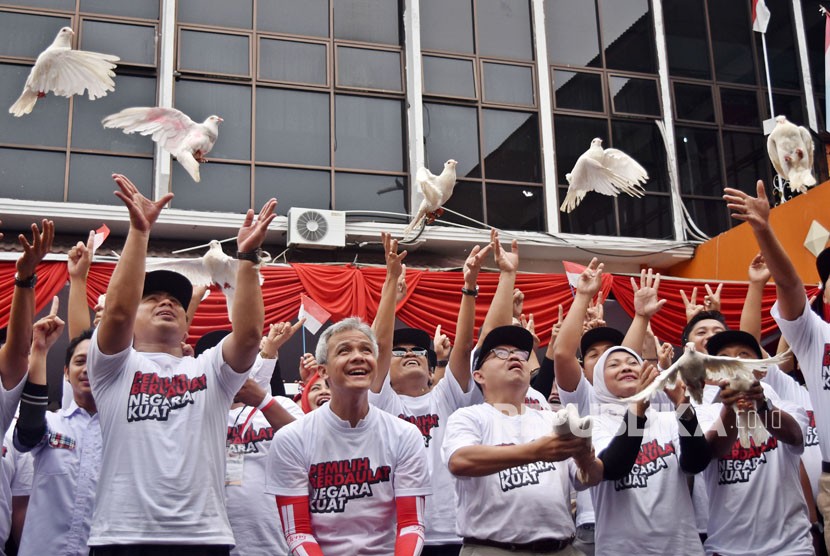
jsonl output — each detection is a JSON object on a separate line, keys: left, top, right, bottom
{"left": 368, "top": 367, "right": 474, "bottom": 545}
{"left": 0, "top": 418, "right": 31, "bottom": 556}
{"left": 772, "top": 297, "right": 830, "bottom": 460}
{"left": 86, "top": 331, "right": 250, "bottom": 545}
{"left": 226, "top": 399, "right": 303, "bottom": 556}
{"left": 696, "top": 384, "right": 813, "bottom": 556}
{"left": 591, "top": 410, "right": 703, "bottom": 556}
{"left": 265, "top": 404, "right": 431, "bottom": 556}
{"left": 442, "top": 403, "right": 582, "bottom": 543}
{"left": 0, "top": 380, "right": 26, "bottom": 556}
{"left": 689, "top": 384, "right": 721, "bottom": 535}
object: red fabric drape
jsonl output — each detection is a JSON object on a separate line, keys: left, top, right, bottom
{"left": 0, "top": 261, "right": 818, "bottom": 347}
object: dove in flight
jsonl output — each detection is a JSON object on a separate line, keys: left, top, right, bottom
{"left": 624, "top": 343, "right": 791, "bottom": 448}
{"left": 145, "top": 240, "right": 266, "bottom": 322}
{"left": 9, "top": 26, "right": 119, "bottom": 117}
{"left": 767, "top": 115, "right": 816, "bottom": 194}
{"left": 102, "top": 107, "right": 222, "bottom": 182}
{"left": 559, "top": 138, "right": 648, "bottom": 213}
{"left": 403, "top": 159, "right": 458, "bottom": 238}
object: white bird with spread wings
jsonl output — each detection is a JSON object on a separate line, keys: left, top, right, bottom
{"left": 102, "top": 107, "right": 222, "bottom": 182}
{"left": 767, "top": 115, "right": 816, "bottom": 194}
{"left": 10, "top": 26, "right": 119, "bottom": 117}
{"left": 560, "top": 138, "right": 648, "bottom": 213}
{"left": 403, "top": 159, "right": 458, "bottom": 238}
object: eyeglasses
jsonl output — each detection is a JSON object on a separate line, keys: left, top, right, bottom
{"left": 391, "top": 347, "right": 428, "bottom": 357}
{"left": 486, "top": 348, "right": 530, "bottom": 362}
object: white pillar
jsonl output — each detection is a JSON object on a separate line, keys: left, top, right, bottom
{"left": 154, "top": 0, "right": 176, "bottom": 201}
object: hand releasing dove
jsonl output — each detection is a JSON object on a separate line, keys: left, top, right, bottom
{"left": 551, "top": 403, "right": 592, "bottom": 482}
{"left": 9, "top": 27, "right": 119, "bottom": 117}
{"left": 403, "top": 159, "right": 458, "bottom": 237}
{"left": 559, "top": 138, "right": 648, "bottom": 213}
{"left": 145, "top": 240, "right": 266, "bottom": 322}
{"left": 102, "top": 107, "right": 222, "bottom": 182}
{"left": 623, "top": 343, "right": 791, "bottom": 448}
{"left": 767, "top": 115, "right": 816, "bottom": 194}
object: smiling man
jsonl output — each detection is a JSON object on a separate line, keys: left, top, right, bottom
{"left": 266, "top": 318, "right": 431, "bottom": 556}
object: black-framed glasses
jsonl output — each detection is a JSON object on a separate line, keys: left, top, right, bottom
{"left": 486, "top": 348, "right": 530, "bottom": 362}
{"left": 391, "top": 347, "right": 428, "bottom": 357}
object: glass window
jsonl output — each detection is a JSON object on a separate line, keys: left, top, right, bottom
{"left": 423, "top": 56, "right": 476, "bottom": 98}
{"left": 0, "top": 63, "right": 69, "bottom": 147}
{"left": 720, "top": 88, "right": 759, "bottom": 127}
{"left": 545, "top": 0, "right": 600, "bottom": 67}
{"left": 68, "top": 154, "right": 153, "bottom": 205}
{"left": 482, "top": 62, "right": 534, "bottom": 106}
{"left": 675, "top": 127, "right": 722, "bottom": 196}
{"left": 674, "top": 83, "right": 715, "bottom": 122}
{"left": 80, "top": 0, "right": 159, "bottom": 20}
{"left": 553, "top": 71, "right": 603, "bottom": 112}
{"left": 486, "top": 184, "right": 544, "bottom": 231}
{"left": 256, "top": 0, "right": 329, "bottom": 37}
{"left": 73, "top": 74, "right": 156, "bottom": 154}
{"left": 482, "top": 109, "right": 540, "bottom": 182}
{"left": 771, "top": 93, "right": 804, "bottom": 124}
{"left": 1, "top": 0, "right": 73, "bottom": 10}
{"left": 0, "top": 12, "right": 70, "bottom": 59}
{"left": 254, "top": 166, "right": 330, "bottom": 214}
{"left": 337, "top": 46, "right": 402, "bottom": 92}
{"left": 762, "top": 0, "right": 800, "bottom": 90}
{"left": 175, "top": 80, "right": 251, "bottom": 160}
{"left": 599, "top": 0, "right": 656, "bottom": 73}
{"left": 171, "top": 162, "right": 251, "bottom": 211}
{"left": 177, "top": 0, "right": 252, "bottom": 30}
{"left": 663, "top": 0, "right": 710, "bottom": 79}
{"left": 334, "top": 172, "right": 407, "bottom": 215}
{"left": 423, "top": 103, "right": 481, "bottom": 179}
{"left": 558, "top": 185, "right": 617, "bottom": 234}
{"left": 618, "top": 194, "right": 673, "bottom": 239}
{"left": 685, "top": 198, "right": 730, "bottom": 237}
{"left": 334, "top": 95, "right": 403, "bottom": 171}
{"left": 81, "top": 20, "right": 156, "bottom": 66}
{"left": 179, "top": 30, "right": 250, "bottom": 77}
{"left": 255, "top": 87, "right": 330, "bottom": 166}
{"left": 420, "top": 0, "right": 474, "bottom": 54}
{"left": 259, "top": 38, "right": 327, "bottom": 85}
{"left": 708, "top": 0, "right": 755, "bottom": 84}
{"left": 438, "top": 180, "right": 484, "bottom": 228}
{"left": 553, "top": 115, "right": 607, "bottom": 184}
{"left": 476, "top": 0, "right": 533, "bottom": 61}
{"left": 722, "top": 131, "right": 771, "bottom": 192}
{"left": 0, "top": 148, "right": 65, "bottom": 201}
{"left": 333, "top": 0, "right": 399, "bottom": 46}
{"left": 609, "top": 76, "right": 660, "bottom": 116}
{"left": 611, "top": 120, "right": 668, "bottom": 193}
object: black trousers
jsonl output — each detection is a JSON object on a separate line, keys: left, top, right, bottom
{"left": 90, "top": 546, "right": 230, "bottom": 556}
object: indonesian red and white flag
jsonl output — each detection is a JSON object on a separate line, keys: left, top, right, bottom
{"left": 298, "top": 293, "right": 330, "bottom": 335}
{"left": 751, "top": 0, "right": 770, "bottom": 33}
{"left": 92, "top": 223, "right": 110, "bottom": 254}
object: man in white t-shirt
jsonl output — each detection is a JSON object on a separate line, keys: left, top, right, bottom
{"left": 86, "top": 173, "right": 276, "bottom": 556}
{"left": 443, "top": 325, "right": 602, "bottom": 555}
{"left": 724, "top": 181, "right": 830, "bottom": 549}
{"left": 266, "top": 317, "right": 431, "bottom": 556}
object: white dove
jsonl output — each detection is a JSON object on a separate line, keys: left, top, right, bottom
{"left": 9, "top": 26, "right": 119, "bottom": 117}
{"left": 767, "top": 115, "right": 816, "bottom": 194}
{"left": 403, "top": 159, "right": 458, "bottom": 237}
{"left": 624, "top": 343, "right": 791, "bottom": 448}
{"left": 559, "top": 138, "right": 648, "bottom": 213}
{"left": 102, "top": 107, "right": 223, "bottom": 182}
{"left": 552, "top": 403, "right": 592, "bottom": 481}
{"left": 145, "top": 240, "right": 266, "bottom": 322}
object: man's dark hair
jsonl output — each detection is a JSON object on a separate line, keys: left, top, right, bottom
{"left": 65, "top": 328, "right": 95, "bottom": 367}
{"left": 681, "top": 310, "right": 727, "bottom": 344}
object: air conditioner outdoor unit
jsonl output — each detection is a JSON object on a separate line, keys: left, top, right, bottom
{"left": 287, "top": 208, "right": 346, "bottom": 248}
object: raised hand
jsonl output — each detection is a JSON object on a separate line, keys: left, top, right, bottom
{"left": 584, "top": 291, "right": 606, "bottom": 330}
{"left": 723, "top": 181, "right": 771, "bottom": 231}
{"left": 748, "top": 253, "right": 771, "bottom": 285}
{"left": 549, "top": 304, "right": 564, "bottom": 348}
{"left": 433, "top": 324, "right": 451, "bottom": 361}
{"left": 381, "top": 232, "right": 407, "bottom": 280}
{"left": 632, "top": 268, "right": 666, "bottom": 319}
{"left": 631, "top": 361, "right": 659, "bottom": 417}
{"left": 520, "top": 313, "right": 540, "bottom": 349}
{"left": 261, "top": 319, "right": 305, "bottom": 357}
{"left": 576, "top": 258, "right": 604, "bottom": 299}
{"left": 703, "top": 283, "right": 723, "bottom": 313}
{"left": 656, "top": 339, "right": 674, "bottom": 370}
{"left": 512, "top": 288, "right": 525, "bottom": 320}
{"left": 31, "top": 296, "right": 64, "bottom": 352}
{"left": 680, "top": 287, "right": 703, "bottom": 322}
{"left": 16, "top": 219, "right": 54, "bottom": 278}
{"left": 395, "top": 264, "right": 407, "bottom": 305}
{"left": 67, "top": 230, "right": 95, "bottom": 279}
{"left": 298, "top": 353, "right": 318, "bottom": 384}
{"left": 463, "top": 243, "right": 492, "bottom": 289}
{"left": 491, "top": 229, "right": 519, "bottom": 273}
{"left": 113, "top": 174, "right": 173, "bottom": 233}
{"left": 237, "top": 198, "right": 277, "bottom": 254}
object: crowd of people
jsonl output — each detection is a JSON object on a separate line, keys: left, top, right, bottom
{"left": 0, "top": 174, "right": 826, "bottom": 556}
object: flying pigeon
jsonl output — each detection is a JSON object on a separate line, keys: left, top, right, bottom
{"left": 403, "top": 159, "right": 458, "bottom": 238}
{"left": 145, "top": 240, "right": 266, "bottom": 322}
{"left": 552, "top": 403, "right": 592, "bottom": 482}
{"left": 624, "top": 343, "right": 791, "bottom": 448}
{"left": 9, "top": 27, "right": 119, "bottom": 117}
{"left": 102, "top": 107, "right": 222, "bottom": 182}
{"left": 767, "top": 115, "right": 816, "bottom": 194}
{"left": 559, "top": 138, "right": 648, "bottom": 213}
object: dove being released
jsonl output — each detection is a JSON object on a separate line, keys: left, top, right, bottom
{"left": 623, "top": 343, "right": 791, "bottom": 448}
{"left": 102, "top": 107, "right": 222, "bottom": 182}
{"left": 403, "top": 159, "right": 458, "bottom": 237}
{"left": 559, "top": 138, "right": 648, "bottom": 213}
{"left": 145, "top": 240, "right": 267, "bottom": 322}
{"left": 551, "top": 403, "right": 593, "bottom": 482}
{"left": 10, "top": 27, "right": 119, "bottom": 117}
{"left": 767, "top": 115, "right": 816, "bottom": 194}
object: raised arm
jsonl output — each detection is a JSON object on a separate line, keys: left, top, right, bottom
{"left": 185, "top": 284, "right": 208, "bottom": 332}
{"left": 222, "top": 199, "right": 277, "bottom": 373}
{"left": 370, "top": 232, "right": 407, "bottom": 393}
{"left": 477, "top": 229, "right": 519, "bottom": 348}
{"left": 740, "top": 254, "right": 770, "bottom": 341}
{"left": 67, "top": 230, "right": 95, "bottom": 339}
{"left": 724, "top": 181, "right": 805, "bottom": 320}
{"left": 430, "top": 325, "right": 451, "bottom": 386}
{"left": 622, "top": 269, "right": 667, "bottom": 354}
{"left": 449, "top": 243, "right": 491, "bottom": 389}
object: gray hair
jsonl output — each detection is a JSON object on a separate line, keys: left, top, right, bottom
{"left": 315, "top": 317, "right": 378, "bottom": 364}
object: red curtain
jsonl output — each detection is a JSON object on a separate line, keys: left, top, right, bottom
{"left": 0, "top": 261, "right": 817, "bottom": 346}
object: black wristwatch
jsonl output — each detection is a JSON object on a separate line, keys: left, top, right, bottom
{"left": 14, "top": 273, "right": 36, "bottom": 288}
{"left": 461, "top": 286, "right": 478, "bottom": 297}
{"left": 435, "top": 359, "right": 448, "bottom": 367}
{"left": 236, "top": 249, "right": 261, "bottom": 263}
